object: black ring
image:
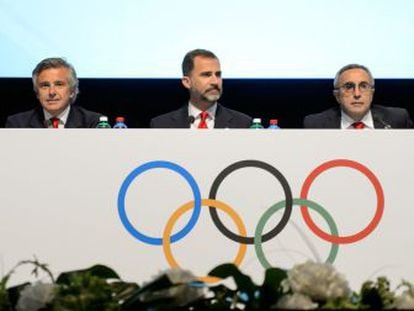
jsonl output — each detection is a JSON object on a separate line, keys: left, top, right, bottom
{"left": 208, "top": 160, "right": 293, "bottom": 244}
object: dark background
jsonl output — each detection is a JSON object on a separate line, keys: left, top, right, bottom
{"left": 1, "top": 78, "right": 413, "bottom": 128}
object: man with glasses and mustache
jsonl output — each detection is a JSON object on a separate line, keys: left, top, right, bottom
{"left": 150, "top": 49, "right": 252, "bottom": 129}
{"left": 303, "top": 64, "right": 413, "bottom": 129}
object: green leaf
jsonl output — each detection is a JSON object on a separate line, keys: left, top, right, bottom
{"left": 0, "top": 278, "right": 12, "bottom": 311}
{"left": 262, "top": 267, "right": 287, "bottom": 289}
{"left": 208, "top": 263, "right": 257, "bottom": 298}
{"left": 359, "top": 277, "right": 395, "bottom": 309}
{"left": 120, "top": 274, "right": 174, "bottom": 310}
{"left": 259, "top": 267, "right": 288, "bottom": 306}
{"left": 110, "top": 281, "right": 139, "bottom": 302}
{"left": 56, "top": 264, "right": 120, "bottom": 285}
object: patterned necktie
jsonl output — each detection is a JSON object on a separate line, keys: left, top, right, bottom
{"left": 352, "top": 122, "right": 365, "bottom": 129}
{"left": 198, "top": 111, "right": 209, "bottom": 129}
{"left": 51, "top": 117, "right": 60, "bottom": 129}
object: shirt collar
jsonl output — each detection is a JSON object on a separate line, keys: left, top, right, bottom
{"left": 188, "top": 102, "right": 217, "bottom": 120}
{"left": 43, "top": 105, "right": 71, "bottom": 126}
{"left": 341, "top": 109, "right": 374, "bottom": 129}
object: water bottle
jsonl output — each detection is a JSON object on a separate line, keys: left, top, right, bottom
{"left": 268, "top": 119, "right": 281, "bottom": 129}
{"left": 113, "top": 116, "right": 128, "bottom": 129}
{"left": 96, "top": 116, "right": 111, "bottom": 128}
{"left": 250, "top": 118, "right": 264, "bottom": 129}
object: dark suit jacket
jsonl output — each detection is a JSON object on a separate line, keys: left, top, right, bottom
{"left": 150, "top": 104, "right": 252, "bottom": 128}
{"left": 303, "top": 105, "right": 413, "bottom": 129}
{"left": 5, "top": 105, "right": 102, "bottom": 128}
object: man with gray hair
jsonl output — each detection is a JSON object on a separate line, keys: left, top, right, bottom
{"left": 5, "top": 57, "right": 102, "bottom": 128}
{"left": 303, "top": 64, "right": 413, "bottom": 129}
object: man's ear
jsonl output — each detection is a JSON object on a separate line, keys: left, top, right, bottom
{"left": 181, "top": 76, "right": 190, "bottom": 89}
{"left": 69, "top": 88, "right": 76, "bottom": 98}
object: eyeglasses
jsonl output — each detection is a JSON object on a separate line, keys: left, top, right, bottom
{"left": 335, "top": 82, "right": 374, "bottom": 94}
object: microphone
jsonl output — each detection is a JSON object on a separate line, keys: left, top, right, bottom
{"left": 374, "top": 117, "right": 392, "bottom": 129}
{"left": 188, "top": 115, "right": 195, "bottom": 127}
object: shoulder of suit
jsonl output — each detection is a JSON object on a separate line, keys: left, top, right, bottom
{"left": 6, "top": 108, "right": 40, "bottom": 123}
{"left": 71, "top": 105, "right": 101, "bottom": 116}
{"left": 151, "top": 106, "right": 187, "bottom": 122}
{"left": 303, "top": 106, "right": 340, "bottom": 128}
{"left": 305, "top": 107, "right": 339, "bottom": 119}
{"left": 372, "top": 104, "right": 409, "bottom": 115}
{"left": 218, "top": 104, "right": 252, "bottom": 120}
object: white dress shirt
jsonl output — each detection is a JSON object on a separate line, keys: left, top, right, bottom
{"left": 43, "top": 105, "right": 71, "bottom": 128}
{"left": 341, "top": 110, "right": 374, "bottom": 129}
{"left": 188, "top": 102, "right": 217, "bottom": 129}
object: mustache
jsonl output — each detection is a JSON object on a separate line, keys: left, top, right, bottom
{"left": 206, "top": 86, "right": 221, "bottom": 92}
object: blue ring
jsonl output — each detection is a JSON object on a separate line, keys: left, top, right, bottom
{"left": 117, "top": 160, "right": 202, "bottom": 245}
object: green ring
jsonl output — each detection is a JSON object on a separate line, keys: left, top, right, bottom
{"left": 254, "top": 198, "right": 339, "bottom": 269}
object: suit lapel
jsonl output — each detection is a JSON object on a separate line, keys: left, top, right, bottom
{"left": 371, "top": 106, "right": 386, "bottom": 129}
{"left": 29, "top": 108, "right": 47, "bottom": 128}
{"left": 65, "top": 106, "right": 85, "bottom": 128}
{"left": 170, "top": 105, "right": 191, "bottom": 128}
{"left": 214, "top": 104, "right": 232, "bottom": 128}
{"left": 324, "top": 107, "right": 341, "bottom": 128}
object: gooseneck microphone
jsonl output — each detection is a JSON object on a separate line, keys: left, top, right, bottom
{"left": 374, "top": 117, "right": 392, "bottom": 129}
{"left": 188, "top": 115, "right": 195, "bottom": 127}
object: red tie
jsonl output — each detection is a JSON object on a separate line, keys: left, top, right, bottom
{"left": 51, "top": 117, "right": 60, "bottom": 129}
{"left": 352, "top": 122, "right": 365, "bottom": 129}
{"left": 198, "top": 111, "right": 209, "bottom": 129}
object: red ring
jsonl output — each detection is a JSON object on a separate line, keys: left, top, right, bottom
{"left": 300, "top": 159, "right": 384, "bottom": 244}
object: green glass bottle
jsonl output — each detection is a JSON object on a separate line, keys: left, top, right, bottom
{"left": 96, "top": 116, "right": 111, "bottom": 128}
{"left": 250, "top": 118, "right": 264, "bottom": 129}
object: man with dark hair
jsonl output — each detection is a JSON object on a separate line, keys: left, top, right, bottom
{"left": 303, "top": 64, "right": 413, "bottom": 129}
{"left": 5, "top": 57, "right": 102, "bottom": 128}
{"left": 150, "top": 49, "right": 252, "bottom": 128}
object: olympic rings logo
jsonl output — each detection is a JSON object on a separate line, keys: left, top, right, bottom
{"left": 117, "top": 159, "right": 384, "bottom": 282}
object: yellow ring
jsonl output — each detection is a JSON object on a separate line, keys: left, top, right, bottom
{"left": 162, "top": 198, "right": 247, "bottom": 283}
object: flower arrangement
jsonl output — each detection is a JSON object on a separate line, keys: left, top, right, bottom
{"left": 1, "top": 258, "right": 414, "bottom": 310}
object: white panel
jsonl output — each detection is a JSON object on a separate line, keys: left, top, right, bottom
{"left": 0, "top": 129, "right": 412, "bottom": 290}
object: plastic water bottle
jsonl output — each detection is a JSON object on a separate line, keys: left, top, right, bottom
{"left": 96, "top": 116, "right": 111, "bottom": 128}
{"left": 268, "top": 119, "right": 281, "bottom": 129}
{"left": 250, "top": 118, "right": 264, "bottom": 129}
{"left": 113, "top": 116, "right": 128, "bottom": 129}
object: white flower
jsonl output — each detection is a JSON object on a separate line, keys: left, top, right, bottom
{"left": 393, "top": 292, "right": 414, "bottom": 310}
{"left": 150, "top": 283, "right": 205, "bottom": 306}
{"left": 16, "top": 282, "right": 55, "bottom": 311}
{"left": 393, "top": 282, "right": 414, "bottom": 310}
{"left": 274, "top": 293, "right": 318, "bottom": 310}
{"left": 164, "top": 268, "right": 197, "bottom": 284}
{"left": 287, "top": 261, "right": 350, "bottom": 301}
